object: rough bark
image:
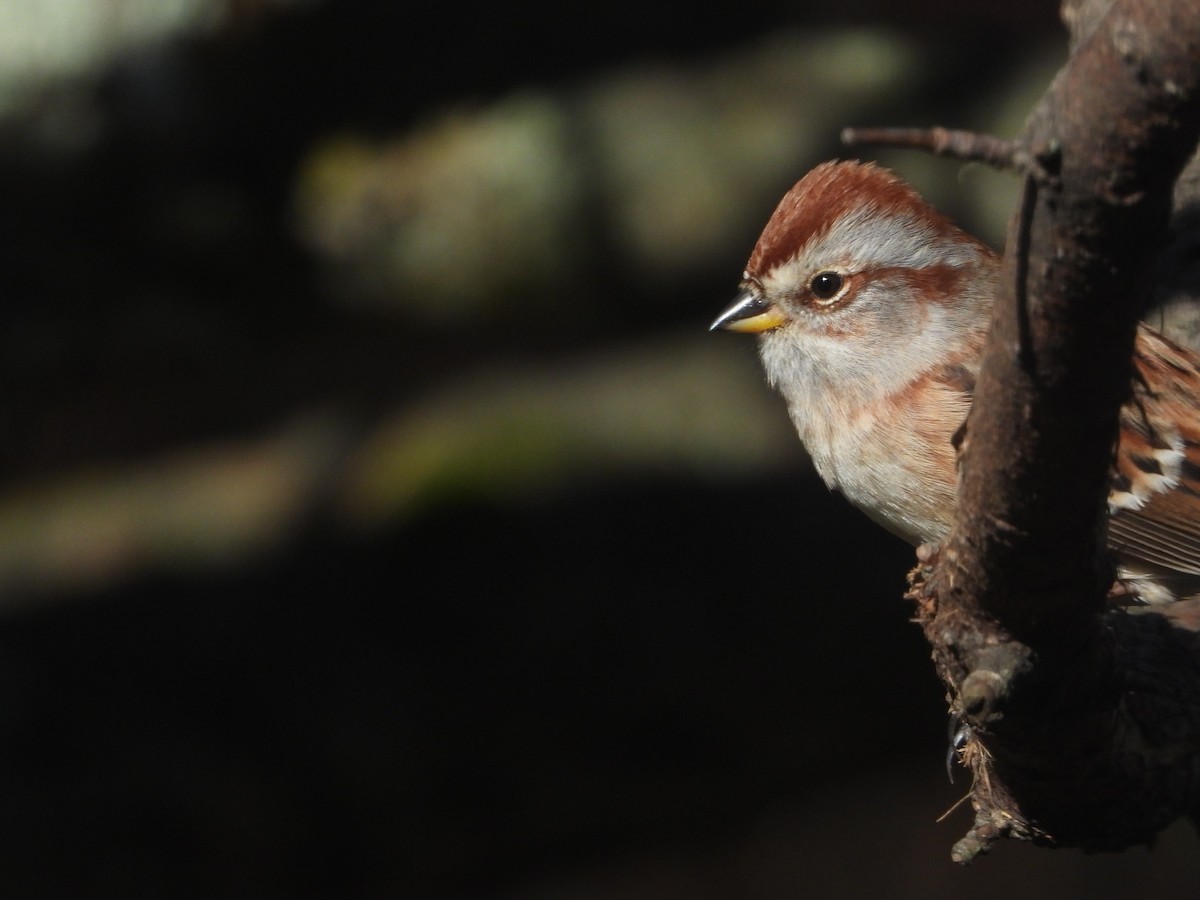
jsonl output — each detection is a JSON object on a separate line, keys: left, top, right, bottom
{"left": 896, "top": 0, "right": 1200, "bottom": 861}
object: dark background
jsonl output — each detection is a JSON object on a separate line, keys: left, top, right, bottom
{"left": 1, "top": 1, "right": 1198, "bottom": 897}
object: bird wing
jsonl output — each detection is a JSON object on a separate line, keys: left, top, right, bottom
{"left": 1107, "top": 326, "right": 1200, "bottom": 585}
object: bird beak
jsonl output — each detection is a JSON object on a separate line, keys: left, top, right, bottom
{"left": 709, "top": 288, "right": 787, "bottom": 333}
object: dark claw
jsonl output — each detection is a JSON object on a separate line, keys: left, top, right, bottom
{"left": 945, "top": 714, "right": 971, "bottom": 784}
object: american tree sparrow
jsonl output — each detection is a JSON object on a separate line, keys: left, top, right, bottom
{"left": 712, "top": 160, "right": 1200, "bottom": 605}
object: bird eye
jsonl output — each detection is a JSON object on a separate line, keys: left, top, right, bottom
{"left": 810, "top": 271, "right": 844, "bottom": 301}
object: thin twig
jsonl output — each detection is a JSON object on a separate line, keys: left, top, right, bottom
{"left": 841, "top": 126, "right": 1029, "bottom": 172}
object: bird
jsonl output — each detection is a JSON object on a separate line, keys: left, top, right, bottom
{"left": 711, "top": 159, "right": 1200, "bottom": 606}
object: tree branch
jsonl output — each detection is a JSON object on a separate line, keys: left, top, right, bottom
{"left": 841, "top": 126, "right": 1030, "bottom": 171}
{"left": 897, "top": 0, "right": 1200, "bottom": 860}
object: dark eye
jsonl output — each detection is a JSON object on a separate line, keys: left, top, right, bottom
{"left": 810, "top": 271, "right": 844, "bottom": 300}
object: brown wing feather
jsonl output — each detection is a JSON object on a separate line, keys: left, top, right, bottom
{"left": 1107, "top": 326, "right": 1200, "bottom": 592}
